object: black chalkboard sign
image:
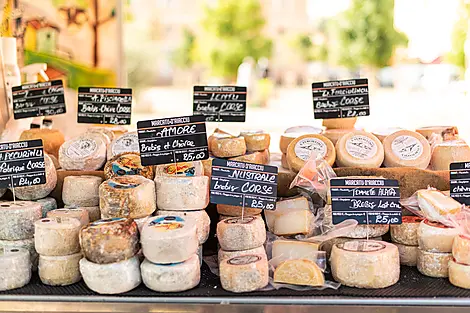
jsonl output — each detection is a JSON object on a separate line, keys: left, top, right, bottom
{"left": 312, "top": 78, "right": 369, "bottom": 119}
{"left": 330, "top": 178, "right": 401, "bottom": 225}
{"left": 77, "top": 87, "right": 132, "bottom": 125}
{"left": 450, "top": 161, "right": 470, "bottom": 205}
{"left": 210, "top": 158, "right": 278, "bottom": 210}
{"left": 12, "top": 80, "right": 66, "bottom": 119}
{"left": 137, "top": 115, "right": 209, "bottom": 166}
{"left": 193, "top": 86, "right": 246, "bottom": 122}
{"left": 0, "top": 139, "right": 46, "bottom": 188}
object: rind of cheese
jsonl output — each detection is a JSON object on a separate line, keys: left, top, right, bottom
{"left": 430, "top": 141, "right": 470, "bottom": 171}
{"left": 416, "top": 248, "right": 451, "bottom": 278}
{"left": 274, "top": 258, "right": 325, "bottom": 287}
{"left": 59, "top": 133, "right": 107, "bottom": 171}
{"left": 13, "top": 154, "right": 57, "bottom": 200}
{"left": 211, "top": 136, "right": 246, "bottom": 158}
{"left": 322, "top": 128, "right": 354, "bottom": 145}
{"left": 80, "top": 256, "right": 141, "bottom": 294}
{"left": 383, "top": 130, "right": 431, "bottom": 169}
{"left": 104, "top": 152, "right": 154, "bottom": 180}
{"left": 453, "top": 235, "right": 470, "bottom": 265}
{"left": 417, "top": 189, "right": 461, "bottom": 221}
{"left": 134, "top": 216, "right": 151, "bottom": 233}
{"left": 141, "top": 255, "right": 200, "bottom": 292}
{"left": 449, "top": 259, "right": 470, "bottom": 289}
{"left": 393, "top": 242, "right": 419, "bottom": 266}
{"left": 217, "top": 216, "right": 266, "bottom": 251}
{"left": 80, "top": 218, "right": 139, "bottom": 264}
{"left": 86, "top": 127, "right": 115, "bottom": 146}
{"left": 216, "top": 204, "right": 261, "bottom": 217}
{"left": 155, "top": 176, "right": 209, "bottom": 211}
{"left": 335, "top": 131, "right": 384, "bottom": 168}
{"left": 156, "top": 210, "right": 211, "bottom": 245}
{"left": 65, "top": 205, "right": 101, "bottom": 222}
{"left": 220, "top": 254, "right": 269, "bottom": 293}
{"left": 107, "top": 131, "right": 139, "bottom": 160}
{"left": 208, "top": 128, "right": 233, "bottom": 151}
{"left": 0, "top": 248, "right": 31, "bottom": 291}
{"left": 279, "top": 126, "right": 323, "bottom": 154}
{"left": 281, "top": 153, "right": 289, "bottom": 169}
{"left": 240, "top": 130, "right": 270, "bottom": 151}
{"left": 230, "top": 150, "right": 270, "bottom": 165}
{"left": 155, "top": 161, "right": 204, "bottom": 177}
{"left": 265, "top": 197, "right": 313, "bottom": 236}
{"left": 390, "top": 216, "right": 423, "bottom": 246}
{"left": 38, "top": 252, "right": 82, "bottom": 286}
{"left": 100, "top": 175, "right": 156, "bottom": 219}
{"left": 19, "top": 128, "right": 65, "bottom": 158}
{"left": 371, "top": 127, "right": 403, "bottom": 142}
{"left": 286, "top": 134, "right": 336, "bottom": 172}
{"left": 35, "top": 217, "right": 81, "bottom": 256}
{"left": 36, "top": 197, "right": 57, "bottom": 218}
{"left": 0, "top": 238, "right": 38, "bottom": 271}
{"left": 416, "top": 126, "right": 458, "bottom": 141}
{"left": 322, "top": 117, "right": 357, "bottom": 130}
{"left": 202, "top": 158, "right": 213, "bottom": 177}
{"left": 47, "top": 208, "right": 90, "bottom": 228}
{"left": 218, "top": 246, "right": 267, "bottom": 263}
{"left": 62, "top": 175, "right": 103, "bottom": 207}
{"left": 0, "top": 201, "right": 42, "bottom": 240}
{"left": 417, "top": 220, "right": 458, "bottom": 253}
{"left": 330, "top": 240, "right": 400, "bottom": 288}
{"left": 271, "top": 239, "right": 320, "bottom": 267}
{"left": 320, "top": 236, "right": 382, "bottom": 259}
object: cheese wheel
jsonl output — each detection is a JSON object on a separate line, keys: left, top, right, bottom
{"left": 155, "top": 161, "right": 204, "bottom": 177}
{"left": 100, "top": 175, "right": 156, "bottom": 219}
{"left": 80, "top": 218, "right": 139, "bottom": 264}
{"left": 104, "top": 152, "right": 154, "bottom": 180}
{"left": 279, "top": 126, "right": 323, "bottom": 154}
{"left": 393, "top": 243, "right": 419, "bottom": 266}
{"left": 141, "top": 216, "right": 198, "bottom": 264}
{"left": 371, "top": 127, "right": 403, "bottom": 142}
{"left": 13, "top": 154, "right": 57, "bottom": 200}
{"left": 47, "top": 208, "right": 89, "bottom": 228}
{"left": 36, "top": 197, "right": 57, "bottom": 218}
{"left": 449, "top": 259, "right": 470, "bottom": 289}
{"left": 265, "top": 197, "right": 313, "bottom": 236}
{"left": 210, "top": 136, "right": 246, "bottom": 158}
{"left": 38, "top": 252, "right": 82, "bottom": 286}
{"left": 19, "top": 128, "right": 65, "bottom": 158}
{"left": 286, "top": 134, "right": 336, "bottom": 171}
{"left": 218, "top": 246, "right": 267, "bottom": 263}
{"left": 202, "top": 158, "right": 213, "bottom": 177}
{"left": 0, "top": 238, "right": 38, "bottom": 271}
{"left": 383, "top": 130, "right": 431, "bottom": 169}
{"left": 107, "top": 131, "right": 139, "bottom": 160}
{"left": 156, "top": 210, "right": 210, "bottom": 245}
{"left": 322, "top": 128, "right": 353, "bottom": 145}
{"left": 281, "top": 153, "right": 289, "bottom": 169}
{"left": 141, "top": 254, "right": 200, "bottom": 292}
{"left": 86, "top": 127, "right": 115, "bottom": 146}
{"left": 230, "top": 150, "right": 269, "bottom": 165}
{"left": 320, "top": 236, "right": 382, "bottom": 259}
{"left": 322, "top": 117, "right": 357, "bottom": 130}
{"left": 0, "top": 248, "right": 31, "bottom": 291}
{"left": 217, "top": 216, "right": 266, "bottom": 251}
{"left": 416, "top": 126, "right": 459, "bottom": 141}
{"left": 35, "top": 217, "right": 81, "bottom": 256}
{"left": 335, "top": 131, "right": 384, "bottom": 168}
{"left": 59, "top": 134, "right": 107, "bottom": 171}
{"left": 274, "top": 258, "right": 325, "bottom": 287}
{"left": 0, "top": 201, "right": 42, "bottom": 240}
{"left": 271, "top": 239, "right": 320, "bottom": 267}
{"left": 269, "top": 154, "right": 298, "bottom": 197}
{"left": 417, "top": 249, "right": 451, "bottom": 278}
{"left": 65, "top": 205, "right": 101, "bottom": 222}
{"left": 344, "top": 224, "right": 389, "bottom": 239}
{"left": 155, "top": 176, "right": 209, "bottom": 211}
{"left": 240, "top": 130, "right": 270, "bottom": 151}
{"left": 216, "top": 204, "right": 261, "bottom": 217}
{"left": 452, "top": 235, "right": 470, "bottom": 265}
{"left": 134, "top": 216, "right": 150, "bottom": 233}
{"left": 417, "top": 189, "right": 461, "bottom": 221}
{"left": 418, "top": 220, "right": 458, "bottom": 253}
{"left": 62, "top": 175, "right": 102, "bottom": 207}
{"left": 430, "top": 141, "right": 470, "bottom": 171}
{"left": 390, "top": 216, "right": 423, "bottom": 246}
{"left": 80, "top": 256, "right": 141, "bottom": 294}
{"left": 220, "top": 254, "right": 269, "bottom": 293}
{"left": 208, "top": 128, "right": 233, "bottom": 150}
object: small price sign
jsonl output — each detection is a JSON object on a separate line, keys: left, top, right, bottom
{"left": 450, "top": 161, "right": 470, "bottom": 205}
{"left": 193, "top": 86, "right": 246, "bottom": 122}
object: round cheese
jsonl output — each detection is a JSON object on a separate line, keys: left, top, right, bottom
{"left": 230, "top": 150, "right": 270, "bottom": 165}
{"left": 0, "top": 201, "right": 42, "bottom": 240}
{"left": 449, "top": 259, "right": 470, "bottom": 289}
{"left": 216, "top": 204, "right": 261, "bottom": 217}
{"left": 141, "top": 254, "right": 200, "bottom": 292}
{"left": 279, "top": 126, "right": 323, "bottom": 154}
{"left": 274, "top": 258, "right": 325, "bottom": 287}
{"left": 383, "top": 130, "right": 431, "bottom": 169}
{"left": 35, "top": 217, "right": 81, "bottom": 256}
{"left": 218, "top": 246, "right": 267, "bottom": 263}
{"left": 155, "top": 176, "right": 209, "bottom": 211}
{"left": 20, "top": 128, "right": 65, "bottom": 158}
{"left": 0, "top": 248, "right": 31, "bottom": 291}
{"left": 87, "top": 127, "right": 115, "bottom": 144}
{"left": 322, "top": 117, "right": 357, "bottom": 130}
{"left": 210, "top": 136, "right": 246, "bottom": 158}
{"left": 319, "top": 236, "right": 382, "bottom": 259}
{"left": 202, "top": 158, "right": 213, "bottom": 177}
{"left": 0, "top": 238, "right": 38, "bottom": 271}
{"left": 107, "top": 131, "right": 139, "bottom": 160}
{"left": 281, "top": 153, "right": 289, "bottom": 169}
{"left": 13, "top": 154, "right": 57, "bottom": 200}
{"left": 208, "top": 128, "right": 233, "bottom": 151}
{"left": 322, "top": 128, "right": 354, "bottom": 145}
{"left": 417, "top": 220, "right": 458, "bottom": 253}
{"left": 416, "top": 126, "right": 459, "bottom": 141}
{"left": 47, "top": 208, "right": 89, "bottom": 228}
{"left": 58, "top": 134, "right": 107, "bottom": 171}
{"left": 286, "top": 134, "right": 336, "bottom": 172}
{"left": 141, "top": 216, "right": 198, "bottom": 264}
{"left": 220, "top": 254, "right": 269, "bottom": 293}
{"left": 452, "top": 235, "right": 470, "bottom": 265}
{"left": 155, "top": 161, "right": 204, "bottom": 177}
{"left": 330, "top": 240, "right": 400, "bottom": 288}
{"left": 240, "top": 130, "right": 270, "bottom": 151}
{"left": 430, "top": 141, "right": 470, "bottom": 171}
{"left": 100, "top": 175, "right": 156, "bottom": 219}
{"left": 156, "top": 210, "right": 210, "bottom": 245}
{"left": 393, "top": 242, "right": 419, "bottom": 266}
{"left": 390, "top": 216, "right": 423, "bottom": 246}
{"left": 65, "top": 205, "right": 101, "bottom": 222}
{"left": 371, "top": 127, "right": 403, "bottom": 142}
{"left": 38, "top": 252, "right": 82, "bottom": 286}
{"left": 36, "top": 197, "right": 57, "bottom": 218}
{"left": 134, "top": 216, "right": 150, "bottom": 233}
{"left": 80, "top": 256, "right": 141, "bottom": 294}
{"left": 62, "top": 175, "right": 102, "bottom": 207}
{"left": 417, "top": 248, "right": 451, "bottom": 278}
{"left": 335, "top": 131, "right": 384, "bottom": 168}
{"left": 104, "top": 152, "right": 154, "bottom": 180}
{"left": 217, "top": 216, "right": 266, "bottom": 251}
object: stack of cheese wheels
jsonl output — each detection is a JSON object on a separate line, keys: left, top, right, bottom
{"left": 335, "top": 130, "right": 384, "bottom": 168}
{"left": 141, "top": 216, "right": 200, "bottom": 292}
{"left": 390, "top": 216, "right": 423, "bottom": 266}
{"left": 36, "top": 197, "right": 58, "bottom": 218}
{"left": 20, "top": 128, "right": 65, "bottom": 158}
{"left": 62, "top": 175, "right": 103, "bottom": 222}
{"left": 430, "top": 140, "right": 470, "bottom": 171}
{"left": 104, "top": 152, "right": 155, "bottom": 180}
{"left": 58, "top": 133, "right": 107, "bottom": 171}
{"left": 0, "top": 247, "right": 32, "bottom": 291}
{"left": 279, "top": 126, "right": 322, "bottom": 169}
{"left": 35, "top": 217, "right": 83, "bottom": 286}
{"left": 382, "top": 130, "right": 431, "bottom": 169}
{"left": 47, "top": 208, "right": 90, "bottom": 228}
{"left": 450, "top": 235, "right": 470, "bottom": 289}
{"left": 79, "top": 218, "right": 141, "bottom": 294}
{"left": 265, "top": 196, "right": 314, "bottom": 237}
{"left": 107, "top": 131, "right": 139, "bottom": 160}
{"left": 209, "top": 130, "right": 246, "bottom": 158}
{"left": 321, "top": 118, "right": 357, "bottom": 146}
{"left": 286, "top": 133, "right": 336, "bottom": 172}
{"left": 232, "top": 130, "right": 270, "bottom": 165}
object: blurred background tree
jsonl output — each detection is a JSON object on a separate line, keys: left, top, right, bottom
{"left": 172, "top": 28, "right": 198, "bottom": 69}
{"left": 447, "top": 0, "right": 470, "bottom": 77}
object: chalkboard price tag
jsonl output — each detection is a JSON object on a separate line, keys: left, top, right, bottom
{"left": 450, "top": 161, "right": 470, "bottom": 205}
{"left": 12, "top": 80, "right": 66, "bottom": 119}
{"left": 330, "top": 178, "right": 401, "bottom": 225}
{"left": 137, "top": 115, "right": 209, "bottom": 166}
{"left": 77, "top": 87, "right": 132, "bottom": 125}
{"left": 312, "top": 78, "right": 370, "bottom": 119}
{"left": 193, "top": 86, "right": 246, "bottom": 122}
{"left": 210, "top": 159, "right": 278, "bottom": 210}
{"left": 0, "top": 139, "right": 46, "bottom": 188}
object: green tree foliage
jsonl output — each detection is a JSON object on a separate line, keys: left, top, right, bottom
{"left": 447, "top": 1, "right": 470, "bottom": 71}
{"left": 293, "top": 34, "right": 328, "bottom": 62}
{"left": 172, "top": 28, "right": 197, "bottom": 69}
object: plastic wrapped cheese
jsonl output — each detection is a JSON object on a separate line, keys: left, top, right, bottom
{"left": 47, "top": 208, "right": 89, "bottom": 228}
{"left": 107, "top": 131, "right": 139, "bottom": 160}
{"left": 216, "top": 204, "right": 261, "bottom": 217}
{"left": 104, "top": 152, "right": 154, "bottom": 180}
{"left": 155, "top": 176, "right": 209, "bottom": 211}
{"left": 449, "top": 259, "right": 470, "bottom": 289}
{"left": 35, "top": 217, "right": 81, "bottom": 256}
{"left": 274, "top": 259, "right": 325, "bottom": 287}
{"left": 156, "top": 210, "right": 210, "bottom": 245}
{"left": 286, "top": 134, "right": 336, "bottom": 171}
{"left": 220, "top": 254, "right": 269, "bottom": 293}
{"left": 417, "top": 220, "right": 458, "bottom": 253}
{"left": 240, "top": 130, "right": 270, "bottom": 151}
{"left": 155, "top": 161, "right": 204, "bottom": 177}
{"left": 36, "top": 197, "right": 57, "bottom": 218}
{"left": 390, "top": 216, "right": 423, "bottom": 246}
{"left": 62, "top": 175, "right": 103, "bottom": 207}
{"left": 335, "top": 131, "right": 385, "bottom": 168}
{"left": 417, "top": 189, "right": 461, "bottom": 221}
{"left": 210, "top": 136, "right": 246, "bottom": 158}
{"left": 217, "top": 216, "right": 266, "bottom": 251}
{"left": 58, "top": 134, "right": 107, "bottom": 171}
{"left": 0, "top": 238, "right": 38, "bottom": 271}
{"left": 453, "top": 235, "right": 470, "bottom": 265}
{"left": 271, "top": 239, "right": 320, "bottom": 267}
{"left": 417, "top": 249, "right": 451, "bottom": 278}
{"left": 218, "top": 246, "right": 267, "bottom": 263}
{"left": 0, "top": 247, "right": 31, "bottom": 291}
{"left": 19, "top": 128, "right": 65, "bottom": 158}
{"left": 265, "top": 197, "right": 313, "bottom": 236}
{"left": 13, "top": 154, "right": 57, "bottom": 200}
{"left": 393, "top": 243, "right": 419, "bottom": 266}
{"left": 0, "top": 201, "right": 42, "bottom": 240}
{"left": 38, "top": 252, "right": 82, "bottom": 286}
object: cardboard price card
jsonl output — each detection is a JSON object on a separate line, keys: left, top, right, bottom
{"left": 210, "top": 158, "right": 278, "bottom": 210}
{"left": 193, "top": 86, "right": 246, "bottom": 122}
{"left": 450, "top": 161, "right": 470, "bottom": 205}
{"left": 330, "top": 178, "right": 401, "bottom": 225}
{"left": 312, "top": 78, "right": 369, "bottom": 119}
{"left": 0, "top": 139, "right": 46, "bottom": 188}
{"left": 137, "top": 115, "right": 209, "bottom": 166}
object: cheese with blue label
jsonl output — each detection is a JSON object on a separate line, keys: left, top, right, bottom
{"left": 104, "top": 152, "right": 154, "bottom": 180}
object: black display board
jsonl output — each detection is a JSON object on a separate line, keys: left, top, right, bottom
{"left": 450, "top": 161, "right": 470, "bottom": 205}
{"left": 193, "top": 86, "right": 246, "bottom": 122}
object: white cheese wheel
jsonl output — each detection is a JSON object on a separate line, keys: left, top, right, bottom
{"left": 155, "top": 176, "right": 209, "bottom": 211}
{"left": 210, "top": 136, "right": 246, "bottom": 158}
{"left": 449, "top": 259, "right": 470, "bottom": 289}
{"left": 322, "top": 128, "right": 354, "bottom": 145}
{"left": 80, "top": 218, "right": 139, "bottom": 264}
{"left": 65, "top": 206, "right": 100, "bottom": 222}
{"left": 0, "top": 248, "right": 31, "bottom": 291}
{"left": 156, "top": 210, "right": 210, "bottom": 245}
{"left": 271, "top": 239, "right": 320, "bottom": 267}
{"left": 100, "top": 175, "right": 156, "bottom": 219}
{"left": 36, "top": 197, "right": 57, "bottom": 218}
{"left": 330, "top": 240, "right": 400, "bottom": 288}
{"left": 141, "top": 254, "right": 200, "bottom": 292}
{"left": 322, "top": 117, "right": 357, "bottom": 130}
{"left": 240, "top": 130, "right": 270, "bottom": 151}
{"left": 430, "top": 141, "right": 470, "bottom": 171}
{"left": 220, "top": 254, "right": 269, "bottom": 293}
{"left": 286, "top": 134, "right": 336, "bottom": 171}
{"left": 62, "top": 175, "right": 103, "bottom": 207}
{"left": 320, "top": 236, "right": 382, "bottom": 259}
{"left": 417, "top": 249, "right": 451, "bottom": 278}
{"left": 279, "top": 126, "right": 323, "bottom": 154}
{"left": 47, "top": 208, "right": 89, "bottom": 228}
{"left": 80, "top": 256, "right": 141, "bottom": 294}
{"left": 390, "top": 216, "right": 423, "bottom": 246}
{"left": 155, "top": 161, "right": 204, "bottom": 177}
{"left": 86, "top": 127, "right": 115, "bottom": 146}
{"left": 452, "top": 235, "right": 470, "bottom": 265}
{"left": 416, "top": 126, "right": 458, "bottom": 141}
{"left": 229, "top": 150, "right": 270, "bottom": 165}
{"left": 58, "top": 133, "right": 107, "bottom": 171}
{"left": 417, "top": 189, "right": 461, "bottom": 221}
{"left": 335, "top": 131, "right": 384, "bottom": 168}
{"left": 217, "top": 216, "right": 266, "bottom": 251}
{"left": 265, "top": 197, "right": 313, "bottom": 236}
{"left": 0, "top": 201, "right": 42, "bottom": 240}
{"left": 216, "top": 204, "right": 261, "bottom": 217}
{"left": 371, "top": 127, "right": 403, "bottom": 142}
{"left": 141, "top": 215, "right": 198, "bottom": 264}
{"left": 344, "top": 224, "right": 389, "bottom": 239}
{"left": 417, "top": 220, "right": 458, "bottom": 253}
{"left": 393, "top": 242, "right": 419, "bottom": 266}
{"left": 0, "top": 238, "right": 38, "bottom": 271}
{"left": 383, "top": 130, "right": 431, "bottom": 169}
{"left": 38, "top": 252, "right": 82, "bottom": 286}
{"left": 218, "top": 246, "right": 267, "bottom": 263}
{"left": 107, "top": 131, "right": 139, "bottom": 160}
{"left": 35, "top": 217, "right": 81, "bottom": 256}
{"left": 104, "top": 152, "right": 154, "bottom": 180}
